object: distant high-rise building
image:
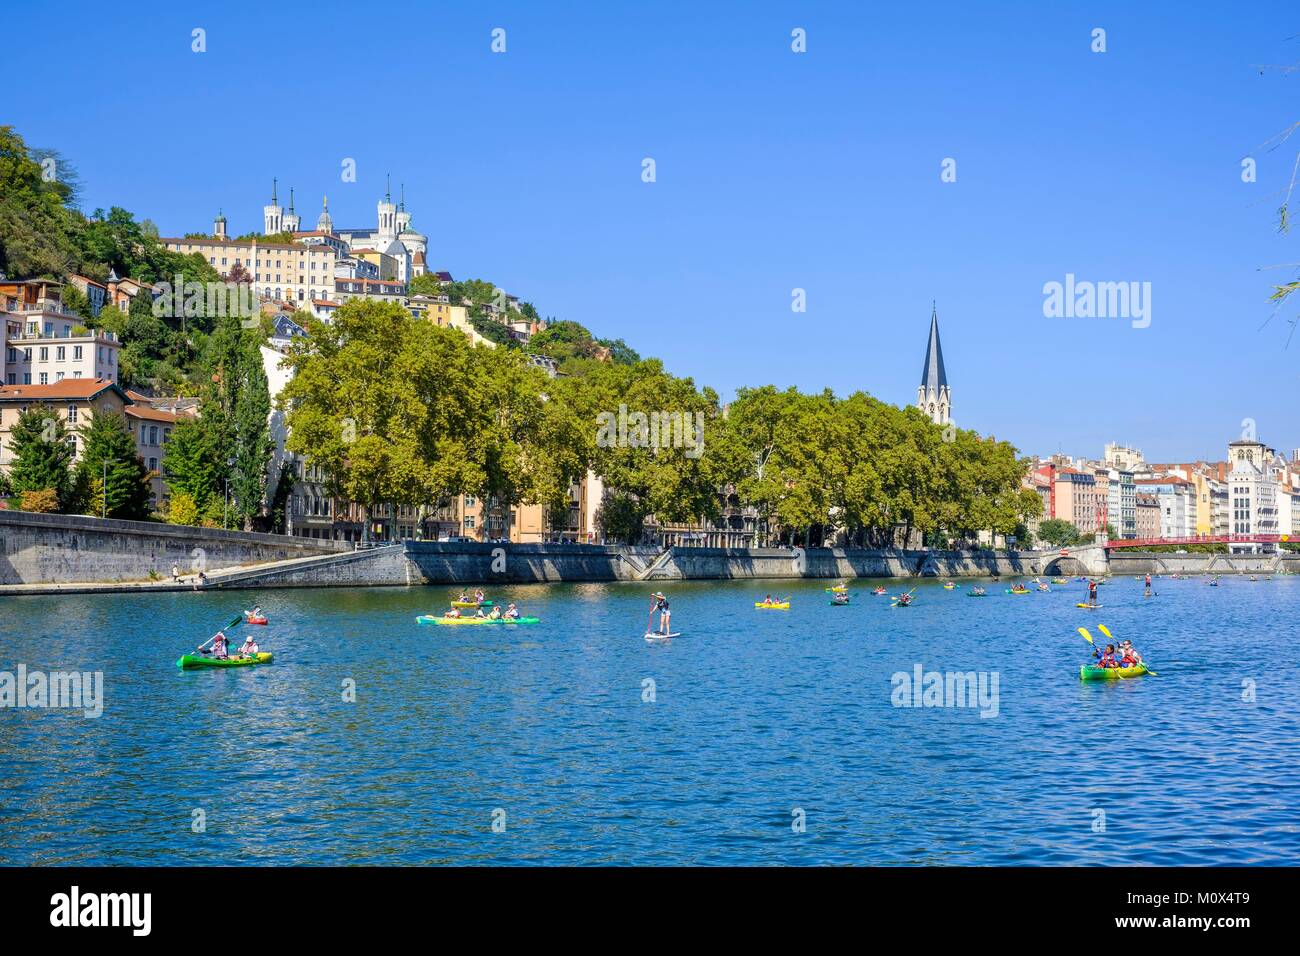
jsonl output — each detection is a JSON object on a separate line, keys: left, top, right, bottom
{"left": 917, "top": 304, "right": 950, "bottom": 425}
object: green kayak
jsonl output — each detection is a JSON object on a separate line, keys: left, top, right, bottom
{"left": 1079, "top": 663, "right": 1148, "bottom": 681}
{"left": 177, "top": 652, "right": 273, "bottom": 670}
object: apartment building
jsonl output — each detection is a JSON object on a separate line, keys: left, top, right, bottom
{"left": 1227, "top": 438, "right": 1280, "bottom": 552}
{"left": 1, "top": 280, "right": 121, "bottom": 386}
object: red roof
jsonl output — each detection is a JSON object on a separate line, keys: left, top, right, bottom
{"left": 0, "top": 378, "right": 125, "bottom": 402}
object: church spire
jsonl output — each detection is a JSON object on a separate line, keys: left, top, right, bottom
{"left": 271, "top": 177, "right": 278, "bottom": 204}
{"left": 917, "top": 303, "right": 951, "bottom": 425}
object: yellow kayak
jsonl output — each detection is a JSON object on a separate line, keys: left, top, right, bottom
{"left": 755, "top": 602, "right": 790, "bottom": 609}
{"left": 417, "top": 615, "right": 538, "bottom": 625}
{"left": 450, "top": 600, "right": 492, "bottom": 608}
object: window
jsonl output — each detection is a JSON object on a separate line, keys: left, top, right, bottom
{"left": 39, "top": 372, "right": 48, "bottom": 384}
{"left": 67, "top": 405, "right": 78, "bottom": 423}
{"left": 39, "top": 347, "right": 48, "bottom": 361}
{"left": 73, "top": 346, "right": 82, "bottom": 360}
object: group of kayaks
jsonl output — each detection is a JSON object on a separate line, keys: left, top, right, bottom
{"left": 417, "top": 594, "right": 538, "bottom": 626}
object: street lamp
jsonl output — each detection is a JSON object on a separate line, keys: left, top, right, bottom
{"left": 224, "top": 455, "right": 235, "bottom": 529}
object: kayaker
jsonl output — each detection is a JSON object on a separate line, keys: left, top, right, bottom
{"left": 898, "top": 593, "right": 912, "bottom": 606}
{"left": 1119, "top": 640, "right": 1143, "bottom": 666}
{"left": 763, "top": 593, "right": 774, "bottom": 604}
{"left": 237, "top": 635, "right": 260, "bottom": 658}
{"left": 488, "top": 605, "right": 503, "bottom": 620}
{"left": 446, "top": 606, "right": 463, "bottom": 618}
{"left": 456, "top": 590, "right": 470, "bottom": 603}
{"left": 474, "top": 606, "right": 487, "bottom": 618}
{"left": 651, "top": 592, "right": 671, "bottom": 635}
{"left": 210, "top": 632, "right": 229, "bottom": 660}
{"left": 473, "top": 588, "right": 485, "bottom": 603}
{"left": 1096, "top": 644, "right": 1119, "bottom": 668}
{"left": 504, "top": 603, "right": 520, "bottom": 620}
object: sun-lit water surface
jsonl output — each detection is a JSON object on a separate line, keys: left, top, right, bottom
{"left": 1, "top": 574, "right": 1297, "bottom": 865}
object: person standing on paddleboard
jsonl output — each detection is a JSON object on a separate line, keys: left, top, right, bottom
{"left": 1143, "top": 573, "right": 1152, "bottom": 598}
{"left": 651, "top": 592, "right": 670, "bottom": 635}
{"left": 1087, "top": 579, "right": 1098, "bottom": 606}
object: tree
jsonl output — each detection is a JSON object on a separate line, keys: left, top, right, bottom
{"left": 1036, "top": 518, "right": 1081, "bottom": 548}
{"left": 161, "top": 416, "right": 225, "bottom": 510}
{"left": 282, "top": 300, "right": 496, "bottom": 541}
{"left": 76, "top": 410, "right": 152, "bottom": 519}
{"left": 230, "top": 344, "right": 272, "bottom": 530}
{"left": 6, "top": 406, "right": 75, "bottom": 507}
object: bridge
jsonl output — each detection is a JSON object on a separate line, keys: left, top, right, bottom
{"left": 1104, "top": 534, "right": 1294, "bottom": 550}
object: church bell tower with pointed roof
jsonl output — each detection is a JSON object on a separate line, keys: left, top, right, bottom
{"left": 917, "top": 303, "right": 951, "bottom": 426}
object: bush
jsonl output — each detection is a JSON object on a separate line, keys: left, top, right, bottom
{"left": 167, "top": 491, "right": 202, "bottom": 527}
{"left": 20, "top": 488, "right": 61, "bottom": 513}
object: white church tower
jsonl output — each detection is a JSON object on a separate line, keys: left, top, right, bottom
{"left": 282, "top": 187, "right": 301, "bottom": 233}
{"left": 263, "top": 179, "right": 283, "bottom": 235}
{"left": 377, "top": 174, "right": 397, "bottom": 242}
{"left": 917, "top": 303, "right": 951, "bottom": 426}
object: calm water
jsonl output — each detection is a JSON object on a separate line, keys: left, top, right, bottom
{"left": 2, "top": 574, "right": 1298, "bottom": 865}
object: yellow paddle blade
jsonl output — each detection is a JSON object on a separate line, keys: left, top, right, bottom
{"left": 1098, "top": 624, "right": 1114, "bottom": 640}
{"left": 1077, "top": 627, "right": 1095, "bottom": 644}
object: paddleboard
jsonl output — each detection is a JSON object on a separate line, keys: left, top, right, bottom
{"left": 645, "top": 632, "right": 682, "bottom": 641}
{"left": 1075, "top": 603, "right": 1103, "bottom": 609}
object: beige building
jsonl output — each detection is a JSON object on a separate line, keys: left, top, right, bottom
{"left": 162, "top": 237, "right": 338, "bottom": 307}
{"left": 409, "top": 295, "right": 496, "bottom": 348}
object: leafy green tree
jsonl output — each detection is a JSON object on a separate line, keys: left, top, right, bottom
{"left": 1036, "top": 518, "right": 1081, "bottom": 548}
{"left": 76, "top": 411, "right": 152, "bottom": 519}
{"left": 6, "top": 406, "right": 75, "bottom": 506}
{"left": 282, "top": 300, "right": 494, "bottom": 540}
{"left": 0, "top": 126, "right": 80, "bottom": 279}
{"left": 161, "top": 416, "right": 225, "bottom": 510}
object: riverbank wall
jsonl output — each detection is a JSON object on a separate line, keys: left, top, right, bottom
{"left": 3, "top": 511, "right": 1296, "bottom": 594}
{"left": 0, "top": 510, "right": 344, "bottom": 587}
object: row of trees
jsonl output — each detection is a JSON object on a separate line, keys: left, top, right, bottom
{"left": 280, "top": 300, "right": 1043, "bottom": 544}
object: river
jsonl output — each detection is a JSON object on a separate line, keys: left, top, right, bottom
{"left": 1, "top": 574, "right": 1297, "bottom": 864}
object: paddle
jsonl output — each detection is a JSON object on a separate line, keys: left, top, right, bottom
{"left": 1077, "top": 626, "right": 1102, "bottom": 660}
{"left": 195, "top": 615, "right": 244, "bottom": 655}
{"left": 1098, "top": 623, "right": 1157, "bottom": 676}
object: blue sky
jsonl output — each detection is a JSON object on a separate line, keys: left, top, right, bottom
{"left": 5, "top": 1, "right": 1299, "bottom": 461}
